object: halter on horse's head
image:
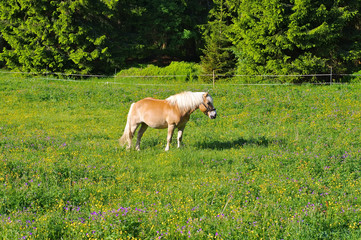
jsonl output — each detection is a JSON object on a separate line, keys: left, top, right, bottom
{"left": 199, "top": 92, "right": 217, "bottom": 119}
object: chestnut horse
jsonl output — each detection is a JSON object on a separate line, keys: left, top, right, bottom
{"left": 119, "top": 91, "right": 217, "bottom": 151}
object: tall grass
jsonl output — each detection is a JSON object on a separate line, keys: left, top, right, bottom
{"left": 1, "top": 75, "right": 361, "bottom": 239}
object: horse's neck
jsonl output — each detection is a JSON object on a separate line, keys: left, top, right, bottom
{"left": 183, "top": 105, "right": 200, "bottom": 115}
{"left": 168, "top": 92, "right": 203, "bottom": 114}
{"left": 191, "top": 105, "right": 200, "bottom": 114}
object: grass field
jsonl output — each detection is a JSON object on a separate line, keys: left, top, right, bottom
{"left": 1, "top": 74, "right": 361, "bottom": 239}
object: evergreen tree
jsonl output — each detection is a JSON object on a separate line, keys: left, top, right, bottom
{"left": 0, "top": 0, "right": 210, "bottom": 73}
{"left": 0, "top": 0, "right": 115, "bottom": 74}
{"left": 287, "top": 0, "right": 361, "bottom": 75}
{"left": 123, "top": 0, "right": 210, "bottom": 64}
{"left": 200, "top": 0, "right": 236, "bottom": 82}
{"left": 0, "top": 34, "right": 8, "bottom": 68}
{"left": 227, "top": 0, "right": 361, "bottom": 82}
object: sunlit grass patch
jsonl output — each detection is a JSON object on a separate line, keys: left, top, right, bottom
{"left": 1, "top": 77, "right": 361, "bottom": 239}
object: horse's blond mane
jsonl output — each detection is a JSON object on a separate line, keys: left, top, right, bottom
{"left": 166, "top": 91, "right": 205, "bottom": 112}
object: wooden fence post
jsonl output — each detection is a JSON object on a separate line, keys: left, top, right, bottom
{"left": 213, "top": 70, "right": 215, "bottom": 88}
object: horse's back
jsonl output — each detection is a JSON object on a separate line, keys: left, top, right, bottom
{"left": 135, "top": 98, "right": 168, "bottom": 110}
{"left": 132, "top": 97, "right": 175, "bottom": 128}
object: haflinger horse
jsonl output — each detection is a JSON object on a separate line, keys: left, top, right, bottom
{"left": 119, "top": 91, "right": 217, "bottom": 151}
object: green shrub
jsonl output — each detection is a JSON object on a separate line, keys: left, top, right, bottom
{"left": 116, "top": 61, "right": 201, "bottom": 82}
{"left": 349, "top": 70, "right": 361, "bottom": 83}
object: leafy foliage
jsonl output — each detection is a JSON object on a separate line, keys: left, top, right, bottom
{"left": 0, "top": 0, "right": 209, "bottom": 74}
{"left": 0, "top": 0, "right": 114, "bottom": 74}
{"left": 1, "top": 0, "right": 361, "bottom": 80}
{"left": 124, "top": 0, "right": 209, "bottom": 62}
{"left": 116, "top": 61, "right": 201, "bottom": 82}
{"left": 227, "top": 0, "right": 361, "bottom": 81}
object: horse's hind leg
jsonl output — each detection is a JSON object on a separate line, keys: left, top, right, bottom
{"left": 127, "top": 121, "right": 140, "bottom": 149}
{"left": 135, "top": 123, "right": 148, "bottom": 151}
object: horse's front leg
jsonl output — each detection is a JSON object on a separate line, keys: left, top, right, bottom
{"left": 177, "top": 125, "right": 185, "bottom": 148}
{"left": 165, "top": 124, "right": 176, "bottom": 151}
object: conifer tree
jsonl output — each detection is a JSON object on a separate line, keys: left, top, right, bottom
{"left": 0, "top": 0, "right": 115, "bottom": 74}
{"left": 228, "top": 0, "right": 361, "bottom": 82}
{"left": 200, "top": 0, "right": 236, "bottom": 82}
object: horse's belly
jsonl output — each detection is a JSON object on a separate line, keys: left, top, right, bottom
{"left": 143, "top": 119, "right": 168, "bottom": 129}
{"left": 153, "top": 125, "right": 168, "bottom": 129}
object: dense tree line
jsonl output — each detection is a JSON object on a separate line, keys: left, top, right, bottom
{"left": 0, "top": 0, "right": 210, "bottom": 74}
{"left": 1, "top": 0, "right": 361, "bottom": 80}
{"left": 203, "top": 0, "right": 361, "bottom": 81}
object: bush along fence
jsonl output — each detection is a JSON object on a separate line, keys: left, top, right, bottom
{"left": 1, "top": 67, "right": 361, "bottom": 86}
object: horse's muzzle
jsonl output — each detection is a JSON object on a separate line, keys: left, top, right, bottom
{"left": 209, "top": 111, "right": 217, "bottom": 119}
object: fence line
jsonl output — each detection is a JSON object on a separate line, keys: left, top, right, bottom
{"left": 2, "top": 69, "right": 361, "bottom": 78}
{"left": 34, "top": 77, "right": 214, "bottom": 86}
{"left": 2, "top": 70, "right": 361, "bottom": 86}
{"left": 2, "top": 71, "right": 356, "bottom": 78}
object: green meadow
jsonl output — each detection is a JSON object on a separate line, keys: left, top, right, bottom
{"left": 1, "top": 74, "right": 361, "bottom": 239}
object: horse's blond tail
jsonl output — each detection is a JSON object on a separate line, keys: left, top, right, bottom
{"left": 119, "top": 103, "right": 135, "bottom": 147}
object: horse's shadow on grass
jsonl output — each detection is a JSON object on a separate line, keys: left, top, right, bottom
{"left": 196, "top": 136, "right": 280, "bottom": 150}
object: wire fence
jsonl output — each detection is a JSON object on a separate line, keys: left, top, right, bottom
{"left": 1, "top": 69, "right": 361, "bottom": 87}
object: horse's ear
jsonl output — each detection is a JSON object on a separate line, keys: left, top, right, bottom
{"left": 203, "top": 92, "right": 208, "bottom": 100}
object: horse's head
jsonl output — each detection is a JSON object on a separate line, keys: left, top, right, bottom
{"left": 199, "top": 92, "right": 217, "bottom": 119}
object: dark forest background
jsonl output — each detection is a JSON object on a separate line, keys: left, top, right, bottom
{"left": 1, "top": 0, "right": 361, "bottom": 81}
